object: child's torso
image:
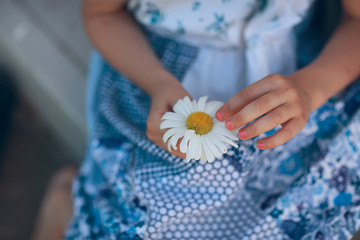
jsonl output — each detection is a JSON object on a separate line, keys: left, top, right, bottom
{"left": 127, "top": 0, "right": 315, "bottom": 102}
{"left": 128, "top": 0, "right": 258, "bottom": 47}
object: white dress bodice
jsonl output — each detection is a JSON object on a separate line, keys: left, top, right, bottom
{"left": 128, "top": 0, "right": 314, "bottom": 102}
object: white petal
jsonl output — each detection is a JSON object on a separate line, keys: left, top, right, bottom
{"left": 201, "top": 136, "right": 215, "bottom": 162}
{"left": 204, "top": 101, "right": 223, "bottom": 117}
{"left": 214, "top": 132, "right": 239, "bottom": 148}
{"left": 173, "top": 99, "right": 190, "bottom": 116}
{"left": 161, "top": 112, "right": 186, "bottom": 121}
{"left": 179, "top": 130, "right": 195, "bottom": 153}
{"left": 203, "top": 134, "right": 222, "bottom": 158}
{"left": 186, "top": 147, "right": 192, "bottom": 162}
{"left": 213, "top": 119, "right": 225, "bottom": 126}
{"left": 197, "top": 96, "right": 208, "bottom": 112}
{"left": 207, "top": 155, "right": 215, "bottom": 163}
{"left": 183, "top": 96, "right": 194, "bottom": 113}
{"left": 168, "top": 140, "right": 172, "bottom": 152}
{"left": 200, "top": 151, "right": 207, "bottom": 161}
{"left": 191, "top": 99, "right": 197, "bottom": 112}
{"left": 170, "top": 131, "right": 185, "bottom": 150}
{"left": 207, "top": 131, "right": 228, "bottom": 154}
{"left": 160, "top": 120, "right": 186, "bottom": 129}
{"left": 213, "top": 125, "right": 239, "bottom": 141}
{"left": 189, "top": 134, "right": 201, "bottom": 160}
{"left": 163, "top": 128, "right": 185, "bottom": 143}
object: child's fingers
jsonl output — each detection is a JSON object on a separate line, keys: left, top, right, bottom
{"left": 216, "top": 78, "right": 275, "bottom": 121}
{"left": 224, "top": 90, "right": 287, "bottom": 130}
{"left": 152, "top": 126, "right": 186, "bottom": 158}
{"left": 168, "top": 145, "right": 186, "bottom": 159}
{"left": 238, "top": 103, "right": 297, "bottom": 140}
{"left": 161, "top": 138, "right": 186, "bottom": 158}
{"left": 256, "top": 118, "right": 305, "bottom": 149}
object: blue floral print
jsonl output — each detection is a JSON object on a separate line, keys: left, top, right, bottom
{"left": 145, "top": 2, "right": 164, "bottom": 24}
{"left": 65, "top": 1, "right": 360, "bottom": 239}
{"left": 206, "top": 13, "right": 234, "bottom": 37}
{"left": 334, "top": 193, "right": 352, "bottom": 207}
{"left": 192, "top": 1, "right": 201, "bottom": 11}
{"left": 279, "top": 156, "right": 304, "bottom": 175}
{"left": 329, "top": 166, "right": 350, "bottom": 192}
{"left": 176, "top": 20, "right": 185, "bottom": 34}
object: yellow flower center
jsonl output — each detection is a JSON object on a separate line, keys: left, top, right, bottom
{"left": 186, "top": 112, "right": 213, "bottom": 135}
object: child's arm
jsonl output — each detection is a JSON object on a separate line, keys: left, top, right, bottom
{"left": 83, "top": 0, "right": 188, "bottom": 157}
{"left": 216, "top": 0, "right": 360, "bottom": 150}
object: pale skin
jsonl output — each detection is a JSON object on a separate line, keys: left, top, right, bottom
{"left": 83, "top": 0, "right": 360, "bottom": 157}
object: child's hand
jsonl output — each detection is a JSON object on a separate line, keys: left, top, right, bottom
{"left": 146, "top": 80, "right": 190, "bottom": 158}
{"left": 216, "top": 74, "right": 312, "bottom": 150}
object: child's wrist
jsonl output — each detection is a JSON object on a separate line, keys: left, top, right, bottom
{"left": 289, "top": 70, "right": 326, "bottom": 112}
{"left": 146, "top": 69, "right": 181, "bottom": 97}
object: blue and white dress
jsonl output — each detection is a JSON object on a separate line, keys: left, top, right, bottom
{"left": 66, "top": 0, "right": 360, "bottom": 239}
{"left": 128, "top": 0, "right": 313, "bottom": 102}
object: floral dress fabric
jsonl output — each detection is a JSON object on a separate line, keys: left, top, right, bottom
{"left": 65, "top": 0, "right": 360, "bottom": 239}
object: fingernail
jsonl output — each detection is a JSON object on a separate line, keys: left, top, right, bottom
{"left": 238, "top": 129, "right": 247, "bottom": 139}
{"left": 257, "top": 142, "right": 265, "bottom": 149}
{"left": 216, "top": 111, "right": 224, "bottom": 120}
{"left": 225, "top": 120, "right": 233, "bottom": 130}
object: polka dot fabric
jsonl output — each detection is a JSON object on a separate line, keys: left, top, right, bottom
{"left": 133, "top": 155, "right": 288, "bottom": 239}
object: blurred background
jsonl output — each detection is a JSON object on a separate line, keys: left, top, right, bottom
{"left": 0, "top": 0, "right": 91, "bottom": 239}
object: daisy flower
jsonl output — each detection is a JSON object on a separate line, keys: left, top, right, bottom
{"left": 160, "top": 96, "right": 239, "bottom": 162}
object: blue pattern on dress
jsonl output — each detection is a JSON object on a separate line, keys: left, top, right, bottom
{"left": 145, "top": 2, "right": 164, "bottom": 24}
{"left": 206, "top": 13, "right": 234, "bottom": 37}
{"left": 243, "top": 81, "right": 360, "bottom": 239}
{"left": 66, "top": 27, "right": 360, "bottom": 238}
{"left": 192, "top": 1, "right": 201, "bottom": 11}
{"left": 65, "top": 1, "right": 360, "bottom": 239}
